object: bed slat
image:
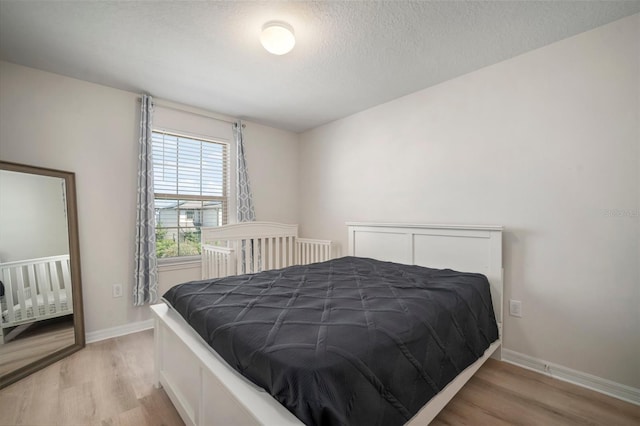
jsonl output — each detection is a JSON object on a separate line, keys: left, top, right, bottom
{"left": 49, "top": 260, "right": 62, "bottom": 313}
{"left": 63, "top": 257, "right": 73, "bottom": 308}
{"left": 36, "top": 263, "right": 49, "bottom": 319}
{"left": 15, "top": 267, "right": 27, "bottom": 321}
{"left": 27, "top": 265, "right": 38, "bottom": 319}
{"left": 3, "top": 269, "right": 15, "bottom": 324}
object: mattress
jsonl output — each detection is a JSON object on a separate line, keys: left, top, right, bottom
{"left": 163, "top": 256, "right": 499, "bottom": 426}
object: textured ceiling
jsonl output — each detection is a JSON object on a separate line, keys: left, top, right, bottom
{"left": 1, "top": 1, "right": 639, "bottom": 132}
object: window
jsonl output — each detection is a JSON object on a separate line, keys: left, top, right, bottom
{"left": 152, "top": 131, "right": 228, "bottom": 259}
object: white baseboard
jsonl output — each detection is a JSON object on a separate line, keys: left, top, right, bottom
{"left": 85, "top": 319, "right": 154, "bottom": 344}
{"left": 501, "top": 348, "right": 640, "bottom": 406}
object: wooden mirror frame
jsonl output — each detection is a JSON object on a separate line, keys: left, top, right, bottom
{"left": 0, "top": 161, "right": 85, "bottom": 389}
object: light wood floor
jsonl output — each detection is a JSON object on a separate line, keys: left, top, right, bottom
{"left": 0, "top": 330, "right": 637, "bottom": 425}
{"left": 0, "top": 317, "right": 75, "bottom": 377}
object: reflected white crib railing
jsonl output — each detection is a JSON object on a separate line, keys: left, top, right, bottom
{"left": 0, "top": 255, "right": 74, "bottom": 343}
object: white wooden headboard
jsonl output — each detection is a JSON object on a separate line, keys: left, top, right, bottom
{"left": 347, "top": 222, "right": 504, "bottom": 325}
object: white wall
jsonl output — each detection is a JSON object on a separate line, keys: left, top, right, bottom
{"left": 299, "top": 15, "right": 639, "bottom": 388}
{"left": 0, "top": 170, "right": 69, "bottom": 262}
{"left": 0, "top": 61, "right": 300, "bottom": 333}
{"left": 243, "top": 122, "right": 299, "bottom": 224}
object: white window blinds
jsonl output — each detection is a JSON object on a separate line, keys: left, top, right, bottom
{"left": 152, "top": 131, "right": 229, "bottom": 258}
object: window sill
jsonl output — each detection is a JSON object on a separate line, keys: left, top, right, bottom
{"left": 158, "top": 257, "right": 201, "bottom": 272}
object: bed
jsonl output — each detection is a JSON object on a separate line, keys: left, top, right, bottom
{"left": 0, "top": 254, "right": 74, "bottom": 344}
{"left": 151, "top": 222, "right": 503, "bottom": 425}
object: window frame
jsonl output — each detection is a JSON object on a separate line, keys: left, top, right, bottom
{"left": 151, "top": 129, "right": 230, "bottom": 263}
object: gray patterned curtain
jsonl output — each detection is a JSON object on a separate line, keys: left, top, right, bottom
{"left": 234, "top": 121, "right": 256, "bottom": 273}
{"left": 134, "top": 95, "right": 158, "bottom": 306}
{"left": 234, "top": 121, "right": 256, "bottom": 222}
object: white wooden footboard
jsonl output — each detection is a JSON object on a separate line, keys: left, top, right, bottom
{"left": 151, "top": 303, "right": 301, "bottom": 426}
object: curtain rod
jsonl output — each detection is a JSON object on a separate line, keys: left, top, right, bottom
{"left": 138, "top": 96, "right": 245, "bottom": 128}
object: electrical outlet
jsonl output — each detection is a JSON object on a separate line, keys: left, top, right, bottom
{"left": 509, "top": 299, "right": 522, "bottom": 317}
{"left": 112, "top": 283, "right": 123, "bottom": 298}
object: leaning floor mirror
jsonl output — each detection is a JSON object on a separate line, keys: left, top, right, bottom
{"left": 0, "top": 161, "right": 84, "bottom": 388}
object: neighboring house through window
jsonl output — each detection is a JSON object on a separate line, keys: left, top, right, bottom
{"left": 152, "top": 130, "right": 228, "bottom": 259}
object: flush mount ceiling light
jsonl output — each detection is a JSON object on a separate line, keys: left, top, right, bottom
{"left": 260, "top": 21, "right": 295, "bottom": 55}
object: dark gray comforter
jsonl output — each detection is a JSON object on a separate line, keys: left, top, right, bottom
{"left": 163, "top": 256, "right": 499, "bottom": 426}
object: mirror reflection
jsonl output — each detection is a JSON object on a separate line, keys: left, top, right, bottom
{"left": 0, "top": 166, "right": 79, "bottom": 382}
